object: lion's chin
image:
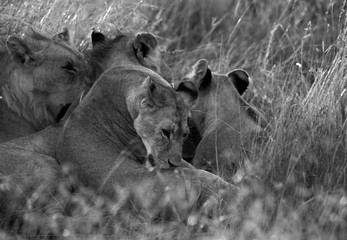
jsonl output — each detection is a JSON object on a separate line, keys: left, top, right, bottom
{"left": 146, "top": 154, "right": 171, "bottom": 169}
{"left": 140, "top": 138, "right": 177, "bottom": 169}
{"left": 154, "top": 156, "right": 171, "bottom": 169}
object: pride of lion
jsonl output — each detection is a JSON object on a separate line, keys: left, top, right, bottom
{"left": 0, "top": 27, "right": 265, "bottom": 235}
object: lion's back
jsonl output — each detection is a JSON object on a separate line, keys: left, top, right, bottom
{"left": 99, "top": 64, "right": 171, "bottom": 87}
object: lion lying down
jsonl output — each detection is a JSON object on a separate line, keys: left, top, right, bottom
{"left": 182, "top": 59, "right": 268, "bottom": 181}
{"left": 0, "top": 64, "right": 237, "bottom": 234}
{"left": 0, "top": 29, "right": 88, "bottom": 143}
{"left": 56, "top": 64, "right": 237, "bottom": 207}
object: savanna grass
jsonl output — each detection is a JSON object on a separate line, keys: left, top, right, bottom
{"left": 1, "top": 0, "right": 347, "bottom": 239}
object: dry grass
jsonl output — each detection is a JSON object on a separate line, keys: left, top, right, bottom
{"left": 1, "top": 0, "right": 347, "bottom": 239}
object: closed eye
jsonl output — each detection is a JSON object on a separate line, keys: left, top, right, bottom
{"left": 62, "top": 61, "right": 77, "bottom": 73}
{"left": 162, "top": 128, "right": 171, "bottom": 140}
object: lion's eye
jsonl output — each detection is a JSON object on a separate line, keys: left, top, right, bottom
{"left": 162, "top": 128, "right": 171, "bottom": 140}
{"left": 62, "top": 61, "right": 77, "bottom": 73}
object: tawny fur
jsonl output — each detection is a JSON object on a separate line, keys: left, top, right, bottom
{"left": 0, "top": 30, "right": 87, "bottom": 142}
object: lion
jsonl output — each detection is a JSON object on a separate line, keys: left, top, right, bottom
{"left": 181, "top": 59, "right": 268, "bottom": 181}
{"left": 56, "top": 64, "right": 237, "bottom": 217}
{"left": 86, "top": 30, "right": 173, "bottom": 85}
{"left": 0, "top": 29, "right": 88, "bottom": 143}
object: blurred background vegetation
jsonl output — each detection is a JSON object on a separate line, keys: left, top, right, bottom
{"left": 1, "top": 0, "right": 347, "bottom": 239}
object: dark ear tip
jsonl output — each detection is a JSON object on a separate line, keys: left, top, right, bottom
{"left": 91, "top": 29, "right": 106, "bottom": 46}
{"left": 61, "top": 28, "right": 70, "bottom": 36}
{"left": 135, "top": 32, "right": 158, "bottom": 48}
{"left": 228, "top": 69, "right": 250, "bottom": 95}
{"left": 137, "top": 32, "right": 155, "bottom": 38}
{"left": 197, "top": 59, "right": 208, "bottom": 65}
{"left": 228, "top": 69, "right": 249, "bottom": 80}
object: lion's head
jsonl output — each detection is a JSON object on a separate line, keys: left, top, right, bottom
{"left": 129, "top": 73, "right": 197, "bottom": 168}
{"left": 181, "top": 59, "right": 268, "bottom": 177}
{"left": 88, "top": 30, "right": 172, "bottom": 84}
{"left": 2, "top": 30, "right": 88, "bottom": 129}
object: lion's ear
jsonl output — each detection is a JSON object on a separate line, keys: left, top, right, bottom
{"left": 227, "top": 69, "right": 249, "bottom": 95}
{"left": 53, "top": 27, "right": 71, "bottom": 44}
{"left": 175, "top": 81, "right": 198, "bottom": 108}
{"left": 140, "top": 76, "right": 156, "bottom": 108}
{"left": 91, "top": 29, "right": 106, "bottom": 47}
{"left": 6, "top": 36, "right": 38, "bottom": 65}
{"left": 25, "top": 28, "right": 50, "bottom": 41}
{"left": 141, "top": 76, "right": 169, "bottom": 108}
{"left": 190, "top": 59, "right": 212, "bottom": 90}
{"left": 133, "top": 32, "right": 160, "bottom": 71}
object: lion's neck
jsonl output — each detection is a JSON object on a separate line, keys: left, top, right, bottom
{"left": 1, "top": 70, "right": 54, "bottom": 130}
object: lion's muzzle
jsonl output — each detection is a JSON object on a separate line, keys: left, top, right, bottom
{"left": 148, "top": 154, "right": 182, "bottom": 169}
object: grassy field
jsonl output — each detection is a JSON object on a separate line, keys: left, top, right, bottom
{"left": 1, "top": 0, "right": 347, "bottom": 239}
